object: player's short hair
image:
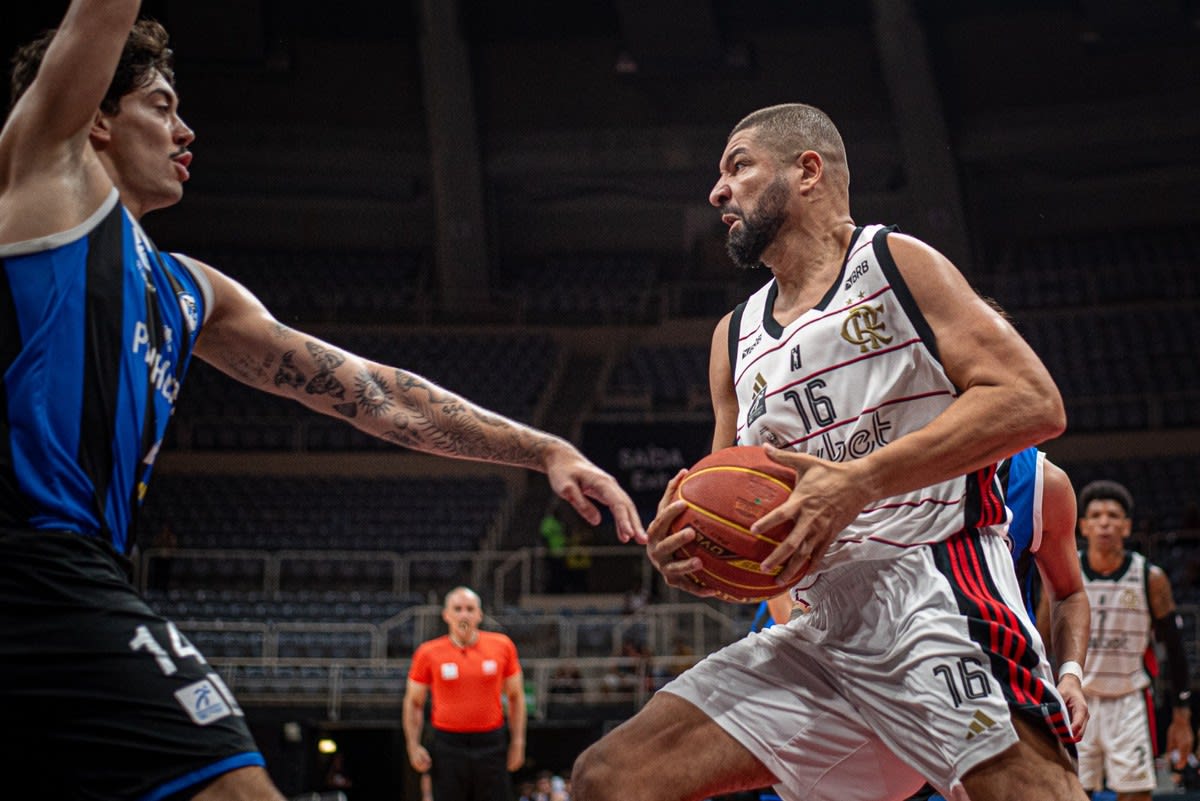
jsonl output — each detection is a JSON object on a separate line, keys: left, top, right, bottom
{"left": 1078, "top": 479, "right": 1134, "bottom": 518}
{"left": 730, "top": 103, "right": 848, "bottom": 170}
{"left": 10, "top": 19, "right": 175, "bottom": 113}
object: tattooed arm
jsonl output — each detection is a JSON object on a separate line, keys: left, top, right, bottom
{"left": 183, "top": 256, "right": 645, "bottom": 543}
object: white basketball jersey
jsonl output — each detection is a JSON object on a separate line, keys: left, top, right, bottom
{"left": 1081, "top": 550, "right": 1153, "bottom": 697}
{"left": 728, "top": 225, "right": 1006, "bottom": 581}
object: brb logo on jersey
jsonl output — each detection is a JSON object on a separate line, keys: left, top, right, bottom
{"left": 841, "top": 303, "right": 893, "bottom": 353}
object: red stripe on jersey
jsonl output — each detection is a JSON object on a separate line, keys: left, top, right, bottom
{"left": 973, "top": 462, "right": 1004, "bottom": 528}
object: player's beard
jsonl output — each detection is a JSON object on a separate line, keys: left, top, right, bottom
{"left": 725, "top": 175, "right": 790, "bottom": 270}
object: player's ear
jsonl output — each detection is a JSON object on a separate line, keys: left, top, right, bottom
{"left": 89, "top": 110, "right": 113, "bottom": 146}
{"left": 796, "top": 150, "right": 823, "bottom": 190}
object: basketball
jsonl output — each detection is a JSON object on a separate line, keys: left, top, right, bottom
{"left": 670, "top": 446, "right": 797, "bottom": 602}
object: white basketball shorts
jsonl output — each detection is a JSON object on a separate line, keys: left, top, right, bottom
{"left": 661, "top": 528, "right": 1073, "bottom": 801}
{"left": 1077, "top": 690, "right": 1156, "bottom": 793}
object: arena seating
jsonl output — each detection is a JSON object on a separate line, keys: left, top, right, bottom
{"left": 141, "top": 474, "right": 506, "bottom": 552}
{"left": 186, "top": 247, "right": 427, "bottom": 325}
{"left": 496, "top": 253, "right": 662, "bottom": 324}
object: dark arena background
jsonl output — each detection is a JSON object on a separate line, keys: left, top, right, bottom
{"left": 4, "top": 1, "right": 1199, "bottom": 799}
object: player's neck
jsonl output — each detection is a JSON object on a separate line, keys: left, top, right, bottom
{"left": 766, "top": 222, "right": 855, "bottom": 323}
{"left": 1087, "top": 547, "right": 1127, "bottom": 575}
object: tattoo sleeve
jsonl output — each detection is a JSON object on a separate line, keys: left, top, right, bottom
{"left": 378, "top": 369, "right": 555, "bottom": 467}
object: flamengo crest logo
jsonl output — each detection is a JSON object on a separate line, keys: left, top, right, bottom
{"left": 841, "top": 303, "right": 893, "bottom": 353}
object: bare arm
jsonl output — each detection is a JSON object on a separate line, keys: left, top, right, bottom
{"left": 708, "top": 312, "right": 739, "bottom": 451}
{"left": 757, "top": 233, "right": 1066, "bottom": 581}
{"left": 402, "top": 679, "right": 431, "bottom": 774}
{"left": 1036, "top": 460, "right": 1087, "bottom": 666}
{"left": 0, "top": 0, "right": 137, "bottom": 239}
{"left": 185, "top": 257, "right": 644, "bottom": 543}
{"left": 1149, "top": 565, "right": 1194, "bottom": 764}
{"left": 504, "top": 671, "right": 527, "bottom": 772}
{"left": 1034, "top": 458, "right": 1089, "bottom": 739}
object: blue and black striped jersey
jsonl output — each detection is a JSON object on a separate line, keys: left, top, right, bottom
{"left": 0, "top": 189, "right": 209, "bottom": 553}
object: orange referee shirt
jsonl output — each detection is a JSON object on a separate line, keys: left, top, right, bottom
{"left": 408, "top": 631, "right": 520, "bottom": 733}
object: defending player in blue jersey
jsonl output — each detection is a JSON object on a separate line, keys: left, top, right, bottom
{"left": 0, "top": 2, "right": 644, "bottom": 798}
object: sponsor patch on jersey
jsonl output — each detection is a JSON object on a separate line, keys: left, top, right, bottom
{"left": 482, "top": 659, "right": 498, "bottom": 675}
{"left": 175, "top": 678, "right": 233, "bottom": 726}
{"left": 178, "top": 292, "right": 200, "bottom": 333}
{"left": 741, "top": 332, "right": 762, "bottom": 360}
{"left": 441, "top": 662, "right": 460, "bottom": 680}
{"left": 746, "top": 373, "right": 768, "bottom": 427}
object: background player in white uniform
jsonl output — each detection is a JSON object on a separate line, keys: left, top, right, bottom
{"left": 1075, "top": 479, "right": 1194, "bottom": 801}
{"left": 569, "top": 103, "right": 1084, "bottom": 801}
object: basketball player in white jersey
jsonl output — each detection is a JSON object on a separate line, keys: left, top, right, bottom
{"left": 1075, "top": 480, "right": 1194, "bottom": 800}
{"left": 570, "top": 104, "right": 1085, "bottom": 801}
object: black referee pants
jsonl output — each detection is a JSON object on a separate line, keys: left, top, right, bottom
{"left": 430, "top": 726, "right": 511, "bottom": 801}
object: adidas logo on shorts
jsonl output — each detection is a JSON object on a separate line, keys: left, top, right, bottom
{"left": 965, "top": 709, "right": 997, "bottom": 740}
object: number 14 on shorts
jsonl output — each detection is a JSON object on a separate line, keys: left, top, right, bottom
{"left": 129, "top": 621, "right": 245, "bottom": 725}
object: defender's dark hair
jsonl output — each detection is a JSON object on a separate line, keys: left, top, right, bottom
{"left": 10, "top": 19, "right": 174, "bottom": 113}
{"left": 1078, "top": 479, "right": 1134, "bottom": 518}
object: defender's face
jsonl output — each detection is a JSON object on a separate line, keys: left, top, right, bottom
{"left": 709, "top": 130, "right": 790, "bottom": 269}
{"left": 97, "top": 71, "right": 194, "bottom": 215}
{"left": 1078, "top": 499, "right": 1132, "bottom": 551}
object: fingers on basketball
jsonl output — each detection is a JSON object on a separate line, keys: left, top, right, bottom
{"left": 669, "top": 446, "right": 798, "bottom": 602}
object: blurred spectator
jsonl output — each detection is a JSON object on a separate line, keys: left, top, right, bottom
{"left": 563, "top": 527, "right": 592, "bottom": 593}
{"left": 539, "top": 503, "right": 568, "bottom": 594}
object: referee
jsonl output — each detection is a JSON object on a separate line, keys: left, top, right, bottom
{"left": 404, "top": 586, "right": 526, "bottom": 800}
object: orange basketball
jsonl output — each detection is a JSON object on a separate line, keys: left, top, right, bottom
{"left": 670, "top": 445, "right": 797, "bottom": 602}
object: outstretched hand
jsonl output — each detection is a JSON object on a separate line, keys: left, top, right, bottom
{"left": 751, "top": 445, "right": 874, "bottom": 586}
{"left": 544, "top": 445, "right": 646, "bottom": 544}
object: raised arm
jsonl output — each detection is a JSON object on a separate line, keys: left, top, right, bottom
{"left": 185, "top": 257, "right": 644, "bottom": 543}
{"left": 757, "top": 233, "right": 1066, "bottom": 582}
{"left": 0, "top": 0, "right": 139, "bottom": 238}
{"left": 14, "top": 1, "right": 139, "bottom": 141}
{"left": 1034, "top": 458, "right": 1089, "bottom": 739}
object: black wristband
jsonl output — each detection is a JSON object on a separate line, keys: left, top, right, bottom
{"left": 1176, "top": 689, "right": 1193, "bottom": 708}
